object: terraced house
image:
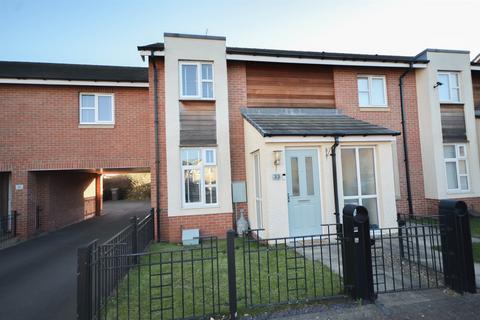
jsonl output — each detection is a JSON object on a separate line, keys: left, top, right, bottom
{"left": 1, "top": 33, "right": 480, "bottom": 243}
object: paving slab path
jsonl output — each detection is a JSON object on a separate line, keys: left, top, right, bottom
{"left": 0, "top": 200, "right": 150, "bottom": 320}
{"left": 243, "top": 288, "right": 480, "bottom": 320}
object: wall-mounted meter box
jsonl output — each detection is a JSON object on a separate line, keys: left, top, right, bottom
{"left": 232, "top": 181, "right": 247, "bottom": 203}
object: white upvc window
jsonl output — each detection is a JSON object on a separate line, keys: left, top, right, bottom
{"left": 438, "top": 72, "right": 461, "bottom": 103}
{"left": 180, "top": 62, "right": 214, "bottom": 99}
{"left": 79, "top": 93, "right": 114, "bottom": 124}
{"left": 181, "top": 148, "right": 217, "bottom": 207}
{"left": 341, "top": 147, "right": 380, "bottom": 228}
{"left": 357, "top": 75, "right": 387, "bottom": 107}
{"left": 252, "top": 151, "right": 263, "bottom": 228}
{"left": 443, "top": 144, "right": 469, "bottom": 192}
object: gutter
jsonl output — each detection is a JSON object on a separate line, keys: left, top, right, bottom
{"left": 151, "top": 54, "right": 161, "bottom": 240}
{"left": 399, "top": 62, "right": 414, "bottom": 216}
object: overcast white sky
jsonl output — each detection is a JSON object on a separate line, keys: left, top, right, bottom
{"left": 0, "top": 0, "right": 479, "bottom": 66}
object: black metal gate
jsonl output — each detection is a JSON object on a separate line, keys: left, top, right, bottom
{"left": 370, "top": 218, "right": 445, "bottom": 294}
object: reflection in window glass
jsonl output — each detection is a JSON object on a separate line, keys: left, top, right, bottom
{"left": 182, "top": 64, "right": 198, "bottom": 96}
{"left": 184, "top": 169, "right": 200, "bottom": 203}
{"left": 305, "top": 157, "right": 314, "bottom": 196}
{"left": 359, "top": 148, "right": 376, "bottom": 195}
{"left": 341, "top": 149, "right": 358, "bottom": 196}
{"left": 291, "top": 157, "right": 300, "bottom": 196}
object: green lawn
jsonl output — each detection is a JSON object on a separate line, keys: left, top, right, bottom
{"left": 473, "top": 243, "right": 480, "bottom": 263}
{"left": 470, "top": 217, "right": 480, "bottom": 238}
{"left": 100, "top": 238, "right": 342, "bottom": 320}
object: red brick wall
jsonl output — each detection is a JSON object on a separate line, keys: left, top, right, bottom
{"left": 0, "top": 84, "right": 150, "bottom": 237}
{"left": 36, "top": 171, "right": 97, "bottom": 231}
{"left": 333, "top": 67, "right": 429, "bottom": 214}
{"left": 0, "top": 84, "right": 150, "bottom": 171}
{"left": 228, "top": 61, "right": 249, "bottom": 222}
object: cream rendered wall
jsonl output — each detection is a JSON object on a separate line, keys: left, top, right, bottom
{"left": 244, "top": 120, "right": 398, "bottom": 239}
{"left": 416, "top": 51, "right": 480, "bottom": 199}
{"left": 164, "top": 35, "right": 233, "bottom": 216}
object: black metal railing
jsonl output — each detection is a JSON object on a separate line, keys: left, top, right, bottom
{"left": 371, "top": 224, "right": 444, "bottom": 294}
{"left": 0, "top": 211, "right": 18, "bottom": 249}
{"left": 77, "top": 201, "right": 477, "bottom": 320}
{"left": 77, "top": 210, "right": 155, "bottom": 320}
{"left": 237, "top": 225, "right": 345, "bottom": 311}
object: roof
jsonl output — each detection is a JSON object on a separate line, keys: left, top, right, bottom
{"left": 0, "top": 61, "right": 148, "bottom": 82}
{"left": 241, "top": 108, "right": 401, "bottom": 137}
{"left": 138, "top": 39, "right": 428, "bottom": 64}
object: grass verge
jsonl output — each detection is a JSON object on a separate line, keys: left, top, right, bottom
{"left": 101, "top": 238, "right": 342, "bottom": 319}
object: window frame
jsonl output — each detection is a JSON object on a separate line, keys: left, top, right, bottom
{"left": 181, "top": 147, "right": 218, "bottom": 208}
{"left": 79, "top": 93, "right": 115, "bottom": 125}
{"left": 357, "top": 75, "right": 388, "bottom": 108}
{"left": 252, "top": 151, "right": 263, "bottom": 229}
{"left": 179, "top": 61, "right": 215, "bottom": 100}
{"left": 438, "top": 71, "right": 461, "bottom": 103}
{"left": 340, "top": 146, "right": 380, "bottom": 227}
{"left": 443, "top": 143, "right": 470, "bottom": 193}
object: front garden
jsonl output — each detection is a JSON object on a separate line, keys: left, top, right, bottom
{"left": 101, "top": 238, "right": 342, "bottom": 320}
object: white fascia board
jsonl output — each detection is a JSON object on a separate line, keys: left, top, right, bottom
{"left": 0, "top": 78, "right": 149, "bottom": 87}
{"left": 138, "top": 50, "right": 164, "bottom": 57}
{"left": 226, "top": 54, "right": 427, "bottom": 68}
{"left": 470, "top": 65, "right": 480, "bottom": 71}
{"left": 264, "top": 135, "right": 397, "bottom": 144}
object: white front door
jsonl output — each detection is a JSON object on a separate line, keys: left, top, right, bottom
{"left": 285, "top": 149, "right": 322, "bottom": 237}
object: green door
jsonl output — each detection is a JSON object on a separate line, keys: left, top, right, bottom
{"left": 285, "top": 149, "right": 322, "bottom": 237}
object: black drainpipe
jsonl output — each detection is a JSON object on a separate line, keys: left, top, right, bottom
{"left": 331, "top": 136, "right": 340, "bottom": 224}
{"left": 151, "top": 53, "right": 161, "bottom": 240}
{"left": 399, "top": 62, "right": 414, "bottom": 216}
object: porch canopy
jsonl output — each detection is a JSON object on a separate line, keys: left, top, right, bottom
{"left": 241, "top": 108, "right": 400, "bottom": 137}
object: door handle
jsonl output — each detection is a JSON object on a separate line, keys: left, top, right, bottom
{"left": 287, "top": 193, "right": 290, "bottom": 202}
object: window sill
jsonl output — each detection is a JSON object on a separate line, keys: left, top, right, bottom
{"left": 446, "top": 190, "right": 470, "bottom": 196}
{"left": 182, "top": 204, "right": 220, "bottom": 210}
{"left": 78, "top": 124, "right": 115, "bottom": 129}
{"left": 359, "top": 106, "right": 390, "bottom": 112}
{"left": 179, "top": 98, "right": 216, "bottom": 102}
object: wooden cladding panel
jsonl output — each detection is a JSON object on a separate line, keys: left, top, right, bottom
{"left": 440, "top": 104, "right": 467, "bottom": 142}
{"left": 180, "top": 102, "right": 216, "bottom": 146}
{"left": 246, "top": 62, "right": 335, "bottom": 107}
{"left": 472, "top": 72, "right": 480, "bottom": 107}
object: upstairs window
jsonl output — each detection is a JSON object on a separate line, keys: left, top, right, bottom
{"left": 438, "top": 72, "right": 460, "bottom": 103}
{"left": 444, "top": 144, "right": 469, "bottom": 192}
{"left": 79, "top": 93, "right": 114, "bottom": 124}
{"left": 357, "top": 75, "right": 387, "bottom": 107}
{"left": 181, "top": 148, "right": 217, "bottom": 207}
{"left": 180, "top": 62, "right": 214, "bottom": 99}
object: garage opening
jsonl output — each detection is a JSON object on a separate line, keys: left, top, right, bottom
{"left": 32, "top": 168, "right": 151, "bottom": 234}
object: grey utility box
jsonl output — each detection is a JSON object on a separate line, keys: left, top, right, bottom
{"left": 232, "top": 181, "right": 246, "bottom": 203}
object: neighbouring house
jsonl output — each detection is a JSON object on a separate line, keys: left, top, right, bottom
{"left": 1, "top": 33, "right": 480, "bottom": 244}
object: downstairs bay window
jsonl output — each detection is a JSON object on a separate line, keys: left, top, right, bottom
{"left": 341, "top": 147, "right": 380, "bottom": 228}
{"left": 443, "top": 144, "right": 469, "bottom": 192}
{"left": 181, "top": 148, "right": 217, "bottom": 207}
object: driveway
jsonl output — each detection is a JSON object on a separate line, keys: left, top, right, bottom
{"left": 0, "top": 200, "right": 150, "bottom": 320}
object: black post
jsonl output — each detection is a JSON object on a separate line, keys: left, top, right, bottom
{"left": 342, "top": 204, "right": 375, "bottom": 302}
{"left": 439, "top": 200, "right": 476, "bottom": 294}
{"left": 397, "top": 213, "right": 405, "bottom": 259}
{"left": 130, "top": 217, "right": 138, "bottom": 263}
{"left": 77, "top": 241, "right": 96, "bottom": 320}
{"left": 12, "top": 211, "right": 17, "bottom": 237}
{"left": 226, "top": 230, "right": 238, "bottom": 319}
